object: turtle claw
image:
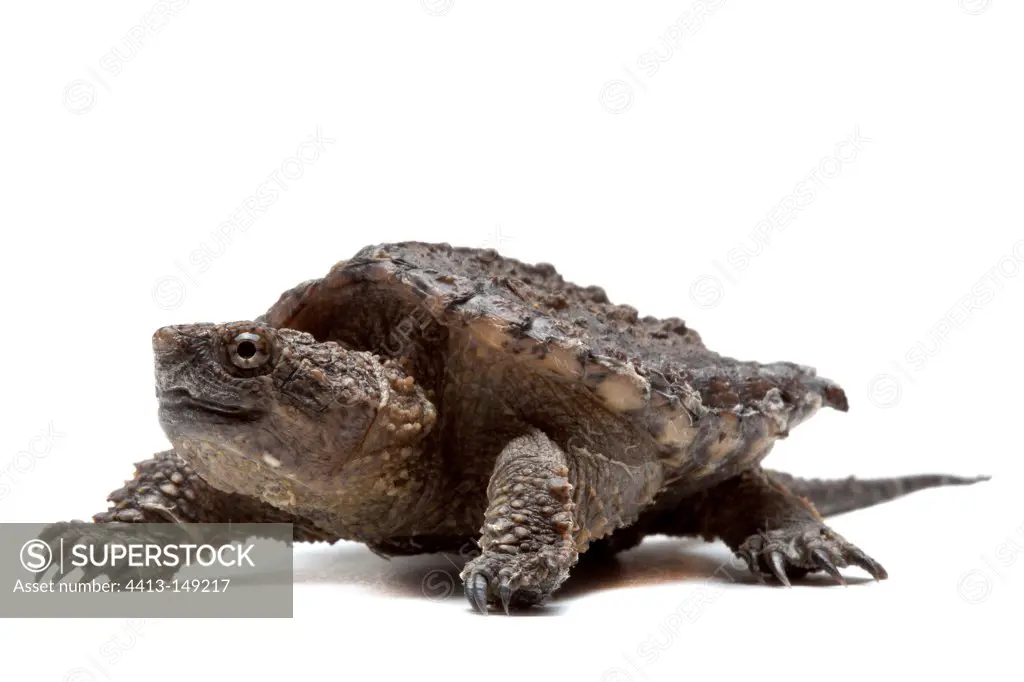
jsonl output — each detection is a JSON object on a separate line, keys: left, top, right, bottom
{"left": 812, "top": 549, "right": 846, "bottom": 586}
{"left": 849, "top": 548, "right": 888, "bottom": 581}
{"left": 498, "top": 579, "right": 514, "bottom": 616}
{"left": 466, "top": 573, "right": 490, "bottom": 615}
{"left": 767, "top": 551, "right": 791, "bottom": 587}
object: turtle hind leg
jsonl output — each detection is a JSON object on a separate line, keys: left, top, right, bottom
{"left": 661, "top": 467, "right": 887, "bottom": 585}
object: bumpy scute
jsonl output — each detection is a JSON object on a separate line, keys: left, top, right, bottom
{"left": 262, "top": 241, "right": 849, "bottom": 468}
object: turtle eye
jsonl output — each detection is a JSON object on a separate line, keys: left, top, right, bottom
{"left": 229, "top": 332, "right": 271, "bottom": 369}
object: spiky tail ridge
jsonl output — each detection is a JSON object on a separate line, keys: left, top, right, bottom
{"left": 766, "top": 470, "right": 991, "bottom": 517}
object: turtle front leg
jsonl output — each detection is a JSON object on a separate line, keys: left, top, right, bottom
{"left": 673, "top": 467, "right": 887, "bottom": 585}
{"left": 35, "top": 449, "right": 338, "bottom": 583}
{"left": 91, "top": 449, "right": 338, "bottom": 541}
{"left": 460, "top": 429, "right": 579, "bottom": 614}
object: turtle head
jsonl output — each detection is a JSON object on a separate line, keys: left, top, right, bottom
{"left": 151, "top": 321, "right": 432, "bottom": 496}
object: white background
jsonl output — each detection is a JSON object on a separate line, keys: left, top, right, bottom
{"left": 1, "top": 1, "right": 1021, "bottom": 680}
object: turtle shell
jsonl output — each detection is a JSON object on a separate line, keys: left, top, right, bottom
{"left": 259, "top": 241, "right": 848, "bottom": 472}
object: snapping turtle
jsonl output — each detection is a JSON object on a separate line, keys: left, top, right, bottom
{"left": 44, "top": 242, "right": 986, "bottom": 613}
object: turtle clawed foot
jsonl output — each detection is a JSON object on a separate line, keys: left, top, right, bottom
{"left": 737, "top": 523, "right": 888, "bottom": 586}
{"left": 459, "top": 550, "right": 569, "bottom": 615}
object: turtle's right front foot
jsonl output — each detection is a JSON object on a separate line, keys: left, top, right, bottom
{"left": 33, "top": 450, "right": 213, "bottom": 586}
{"left": 46, "top": 448, "right": 338, "bottom": 553}
{"left": 92, "top": 449, "right": 205, "bottom": 524}
{"left": 32, "top": 521, "right": 190, "bottom": 586}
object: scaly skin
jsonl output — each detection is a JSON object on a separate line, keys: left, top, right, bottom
{"left": 461, "top": 430, "right": 578, "bottom": 613}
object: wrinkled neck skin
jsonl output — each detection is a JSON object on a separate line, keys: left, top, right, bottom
{"left": 305, "top": 358, "right": 444, "bottom": 541}
{"left": 158, "top": 327, "right": 442, "bottom": 542}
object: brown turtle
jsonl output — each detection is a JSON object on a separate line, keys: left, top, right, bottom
{"left": 40, "top": 241, "right": 987, "bottom": 613}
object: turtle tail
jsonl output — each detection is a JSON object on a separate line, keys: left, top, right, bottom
{"left": 767, "top": 470, "right": 991, "bottom": 517}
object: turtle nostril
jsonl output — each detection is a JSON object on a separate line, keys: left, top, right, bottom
{"left": 152, "top": 326, "right": 186, "bottom": 353}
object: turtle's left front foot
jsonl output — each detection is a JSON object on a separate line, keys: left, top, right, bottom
{"left": 460, "top": 429, "right": 578, "bottom": 615}
{"left": 462, "top": 547, "right": 575, "bottom": 614}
